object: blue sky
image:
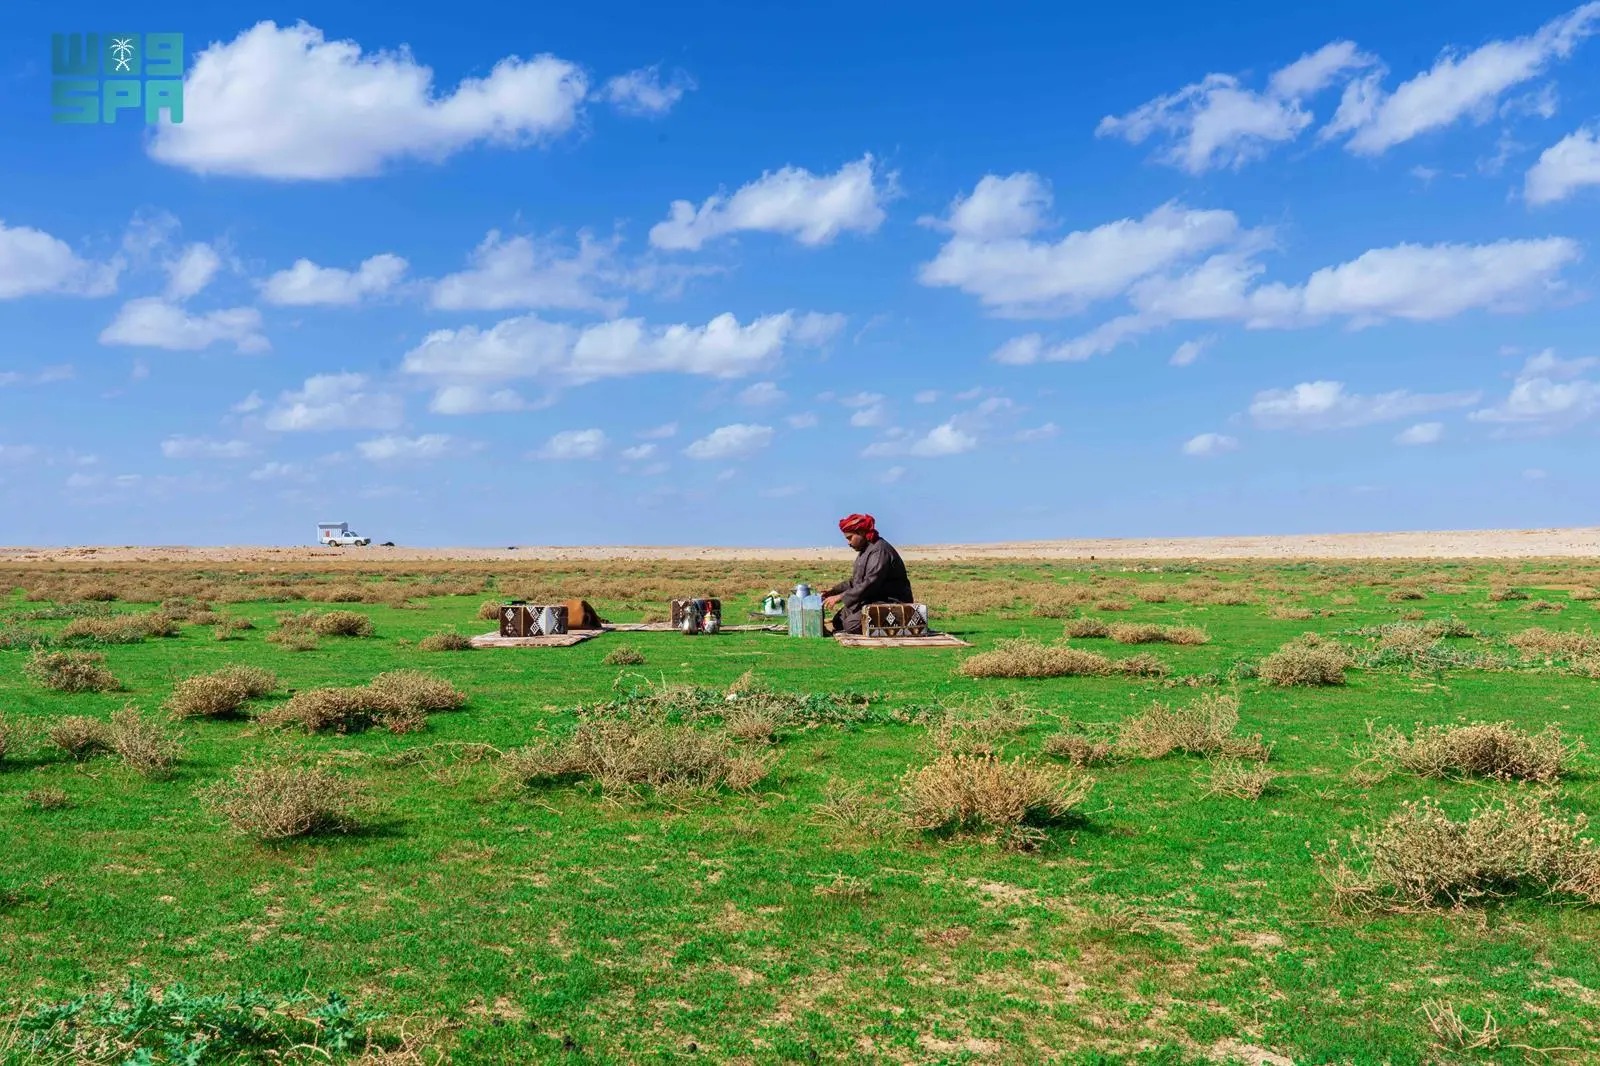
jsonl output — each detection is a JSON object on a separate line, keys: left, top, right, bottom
{"left": 1, "top": 1, "right": 1598, "bottom": 547}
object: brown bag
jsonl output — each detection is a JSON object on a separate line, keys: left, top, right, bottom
{"left": 564, "top": 599, "right": 604, "bottom": 630}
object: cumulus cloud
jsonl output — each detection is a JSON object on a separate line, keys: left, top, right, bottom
{"left": 0, "top": 219, "right": 121, "bottom": 299}
{"left": 919, "top": 175, "right": 1242, "bottom": 318}
{"left": 263, "top": 372, "right": 404, "bottom": 431}
{"left": 1015, "top": 423, "right": 1059, "bottom": 442}
{"left": 1326, "top": 4, "right": 1600, "bottom": 155}
{"left": 165, "top": 242, "right": 223, "bottom": 301}
{"left": 100, "top": 298, "right": 269, "bottom": 353}
{"left": 1470, "top": 350, "right": 1600, "bottom": 431}
{"left": 785, "top": 412, "right": 819, "bottom": 429}
{"left": 638, "top": 421, "right": 678, "bottom": 439}
{"left": 1183, "top": 432, "right": 1238, "bottom": 456}
{"left": 1525, "top": 127, "right": 1600, "bottom": 204}
{"left": 737, "top": 381, "right": 786, "bottom": 406}
{"left": 1396, "top": 422, "right": 1445, "bottom": 445}
{"left": 1098, "top": 41, "right": 1378, "bottom": 173}
{"left": 1170, "top": 337, "right": 1213, "bottom": 366}
{"left": 1248, "top": 381, "right": 1480, "bottom": 430}
{"left": 248, "top": 461, "right": 307, "bottom": 481}
{"left": 534, "top": 429, "right": 608, "bottom": 460}
{"left": 357, "top": 433, "right": 463, "bottom": 461}
{"left": 650, "top": 154, "right": 893, "bottom": 250}
{"left": 597, "top": 65, "right": 694, "bottom": 116}
{"left": 0, "top": 365, "right": 75, "bottom": 387}
{"left": 429, "top": 230, "right": 636, "bottom": 314}
{"left": 261, "top": 253, "right": 408, "bottom": 305}
{"left": 428, "top": 384, "right": 527, "bottom": 415}
{"left": 147, "top": 21, "right": 589, "bottom": 180}
{"left": 620, "top": 443, "right": 657, "bottom": 461}
{"left": 862, "top": 422, "right": 977, "bottom": 458}
{"left": 401, "top": 310, "right": 841, "bottom": 390}
{"left": 160, "top": 436, "right": 256, "bottom": 459}
{"left": 683, "top": 423, "right": 774, "bottom": 460}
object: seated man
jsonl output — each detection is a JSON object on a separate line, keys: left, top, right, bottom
{"left": 822, "top": 513, "right": 914, "bottom": 635}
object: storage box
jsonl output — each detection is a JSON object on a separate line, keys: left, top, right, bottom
{"left": 864, "top": 603, "right": 929, "bottom": 638}
{"left": 499, "top": 603, "right": 568, "bottom": 637}
{"left": 670, "top": 598, "right": 721, "bottom": 629}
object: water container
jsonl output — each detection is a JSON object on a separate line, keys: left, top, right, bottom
{"left": 787, "top": 586, "right": 824, "bottom": 637}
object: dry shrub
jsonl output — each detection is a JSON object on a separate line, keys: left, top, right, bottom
{"left": 59, "top": 617, "right": 147, "bottom": 645}
{"left": 926, "top": 694, "right": 1032, "bottom": 756}
{"left": 189, "top": 610, "right": 223, "bottom": 627}
{"left": 898, "top": 752, "right": 1092, "bottom": 850}
{"left": 1062, "top": 617, "right": 1109, "bottom": 638}
{"left": 1259, "top": 641, "right": 1350, "bottom": 686}
{"left": 203, "top": 759, "right": 364, "bottom": 841}
{"left": 1201, "top": 758, "right": 1277, "bottom": 800}
{"left": 1322, "top": 794, "right": 1600, "bottom": 911}
{"left": 1135, "top": 586, "right": 1169, "bottom": 603}
{"left": 1488, "top": 587, "right": 1529, "bottom": 602}
{"left": 108, "top": 705, "right": 183, "bottom": 778}
{"left": 1387, "top": 588, "right": 1426, "bottom": 602}
{"left": 477, "top": 600, "right": 502, "bottom": 621}
{"left": 275, "top": 609, "right": 374, "bottom": 637}
{"left": 166, "top": 665, "right": 277, "bottom": 719}
{"left": 1522, "top": 599, "right": 1565, "bottom": 613}
{"left": 1399, "top": 609, "right": 1424, "bottom": 621}
{"left": 724, "top": 705, "right": 781, "bottom": 744}
{"left": 1506, "top": 627, "right": 1599, "bottom": 659}
{"left": 958, "top": 638, "right": 1112, "bottom": 679}
{"left": 67, "top": 583, "right": 119, "bottom": 602}
{"left": 1376, "top": 625, "right": 1443, "bottom": 660}
{"left": 266, "top": 629, "right": 319, "bottom": 651}
{"left": 24, "top": 788, "right": 69, "bottom": 811}
{"left": 1108, "top": 623, "right": 1209, "bottom": 645}
{"left": 367, "top": 670, "right": 466, "bottom": 713}
{"left": 48, "top": 716, "right": 111, "bottom": 760}
{"left": 419, "top": 631, "right": 474, "bottom": 652}
{"left": 603, "top": 644, "right": 646, "bottom": 666}
{"left": 1369, "top": 722, "right": 1578, "bottom": 783}
{"left": 25, "top": 649, "right": 121, "bottom": 693}
{"left": 813, "top": 874, "right": 874, "bottom": 901}
{"left": 265, "top": 671, "right": 462, "bottom": 735}
{"left": 212, "top": 617, "right": 254, "bottom": 641}
{"left": 1572, "top": 587, "right": 1599, "bottom": 602}
{"left": 1094, "top": 599, "right": 1131, "bottom": 612}
{"left": 1116, "top": 693, "right": 1268, "bottom": 760}
{"left": 1270, "top": 606, "right": 1315, "bottom": 621}
{"left": 1206, "top": 591, "right": 1252, "bottom": 606}
{"left": 1029, "top": 586, "right": 1096, "bottom": 617}
{"left": 1420, "top": 1001, "right": 1501, "bottom": 1053}
{"left": 503, "top": 718, "right": 773, "bottom": 796}
{"left": 1043, "top": 731, "right": 1115, "bottom": 767}
{"left": 1112, "top": 652, "right": 1169, "bottom": 678}
{"left": 811, "top": 782, "right": 899, "bottom": 837}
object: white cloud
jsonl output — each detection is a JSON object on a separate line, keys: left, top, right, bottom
{"left": 1170, "top": 337, "right": 1213, "bottom": 366}
{"left": 428, "top": 384, "right": 526, "bottom": 414}
{"left": 1015, "top": 423, "right": 1059, "bottom": 442}
{"left": 862, "top": 421, "right": 976, "bottom": 458}
{"left": 161, "top": 436, "right": 256, "bottom": 459}
{"left": 100, "top": 298, "right": 269, "bottom": 353}
{"left": 535, "top": 428, "right": 607, "bottom": 460}
{"left": 1097, "top": 41, "right": 1378, "bottom": 173}
{"left": 1525, "top": 127, "right": 1600, "bottom": 204}
{"left": 880, "top": 465, "right": 906, "bottom": 484}
{"left": 402, "top": 309, "right": 838, "bottom": 388}
{"left": 1183, "top": 432, "right": 1238, "bottom": 456}
{"left": 620, "top": 443, "right": 657, "bottom": 461}
{"left": 913, "top": 390, "right": 940, "bottom": 404}
{"left": 248, "top": 461, "right": 306, "bottom": 481}
{"left": 0, "top": 364, "right": 75, "bottom": 387}
{"left": 148, "top": 21, "right": 589, "bottom": 180}
{"left": 1328, "top": 4, "right": 1600, "bottom": 155}
{"left": 737, "top": 381, "right": 786, "bottom": 406}
{"left": 0, "top": 444, "right": 40, "bottom": 464}
{"left": 232, "top": 391, "right": 263, "bottom": 414}
{"left": 429, "top": 231, "right": 626, "bottom": 314}
{"left": 650, "top": 154, "right": 892, "bottom": 250}
{"left": 639, "top": 421, "right": 678, "bottom": 439}
{"left": 0, "top": 219, "right": 121, "bottom": 299}
{"left": 1469, "top": 351, "right": 1600, "bottom": 430}
{"left": 849, "top": 403, "right": 887, "bottom": 428}
{"left": 759, "top": 484, "right": 804, "bottom": 499}
{"left": 261, "top": 253, "right": 407, "bottom": 305}
{"left": 786, "top": 412, "right": 819, "bottom": 429}
{"left": 598, "top": 65, "right": 694, "bottom": 116}
{"left": 1396, "top": 421, "right": 1444, "bottom": 445}
{"left": 683, "top": 423, "right": 774, "bottom": 460}
{"left": 919, "top": 177, "right": 1242, "bottom": 318}
{"left": 357, "top": 433, "right": 460, "bottom": 461}
{"left": 1249, "top": 381, "right": 1480, "bottom": 430}
{"left": 165, "top": 242, "right": 222, "bottom": 301}
{"left": 263, "top": 373, "right": 404, "bottom": 431}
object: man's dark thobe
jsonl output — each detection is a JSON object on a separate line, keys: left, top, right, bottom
{"left": 823, "top": 537, "right": 914, "bottom": 635}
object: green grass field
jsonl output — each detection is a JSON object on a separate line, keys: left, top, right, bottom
{"left": 4, "top": 558, "right": 1600, "bottom": 1064}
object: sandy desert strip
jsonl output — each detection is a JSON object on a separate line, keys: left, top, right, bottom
{"left": 2, "top": 527, "right": 1597, "bottom": 564}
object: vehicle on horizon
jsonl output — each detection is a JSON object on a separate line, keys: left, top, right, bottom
{"left": 316, "top": 522, "right": 371, "bottom": 547}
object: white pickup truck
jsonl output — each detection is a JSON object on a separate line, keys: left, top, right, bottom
{"left": 318, "top": 523, "right": 372, "bottom": 547}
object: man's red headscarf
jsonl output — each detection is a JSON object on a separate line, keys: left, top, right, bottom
{"left": 839, "top": 513, "right": 878, "bottom": 540}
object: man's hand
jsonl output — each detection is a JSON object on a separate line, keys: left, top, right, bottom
{"left": 823, "top": 594, "right": 841, "bottom": 609}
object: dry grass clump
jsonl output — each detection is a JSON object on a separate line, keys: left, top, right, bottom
{"left": 48, "top": 716, "right": 111, "bottom": 760}
{"left": 1043, "top": 731, "right": 1115, "bottom": 767}
{"left": 1116, "top": 694, "right": 1268, "bottom": 761}
{"left": 1368, "top": 722, "right": 1578, "bottom": 783}
{"left": 1061, "top": 617, "right": 1110, "bottom": 638}
{"left": 603, "top": 644, "right": 646, "bottom": 666}
{"left": 1134, "top": 586, "right": 1169, "bottom": 603}
{"left": 477, "top": 600, "right": 502, "bottom": 621}
{"left": 1572, "top": 587, "right": 1599, "bottom": 601}
{"left": 166, "top": 665, "right": 277, "bottom": 719}
{"left": 1029, "top": 586, "right": 1096, "bottom": 618}
{"left": 1258, "top": 640, "right": 1350, "bottom": 686}
{"left": 1201, "top": 758, "right": 1278, "bottom": 800}
{"left": 898, "top": 752, "right": 1092, "bottom": 851}
{"left": 1270, "top": 606, "right": 1315, "bottom": 621}
{"left": 1108, "top": 623, "right": 1209, "bottom": 646}
{"left": 810, "top": 782, "right": 900, "bottom": 837}
{"left": 24, "top": 788, "right": 70, "bottom": 811}
{"left": 203, "top": 759, "right": 364, "bottom": 841}
{"left": 1093, "top": 599, "right": 1131, "bottom": 612}
{"left": 266, "top": 629, "right": 319, "bottom": 651}
{"left": 275, "top": 610, "right": 374, "bottom": 637}
{"left": 212, "top": 617, "right": 255, "bottom": 641}
{"left": 108, "top": 705, "right": 183, "bottom": 778}
{"left": 502, "top": 717, "right": 774, "bottom": 798}
{"left": 1506, "top": 627, "right": 1599, "bottom": 659}
{"left": 367, "top": 670, "right": 466, "bottom": 714}
{"left": 926, "top": 694, "right": 1033, "bottom": 757}
{"left": 1322, "top": 794, "right": 1600, "bottom": 911}
{"left": 1205, "top": 591, "right": 1252, "bottom": 606}
{"left": 1522, "top": 599, "right": 1565, "bottom": 613}
{"left": 25, "top": 649, "right": 122, "bottom": 693}
{"left": 59, "top": 617, "right": 148, "bottom": 644}
{"left": 1112, "top": 652, "right": 1169, "bottom": 678}
{"left": 1387, "top": 588, "right": 1426, "bottom": 602}
{"left": 1487, "top": 586, "right": 1529, "bottom": 602}
{"left": 263, "top": 672, "right": 463, "bottom": 735}
{"left": 418, "top": 631, "right": 474, "bottom": 652}
{"left": 1420, "top": 1001, "right": 1502, "bottom": 1053}
{"left": 959, "top": 638, "right": 1113, "bottom": 679}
